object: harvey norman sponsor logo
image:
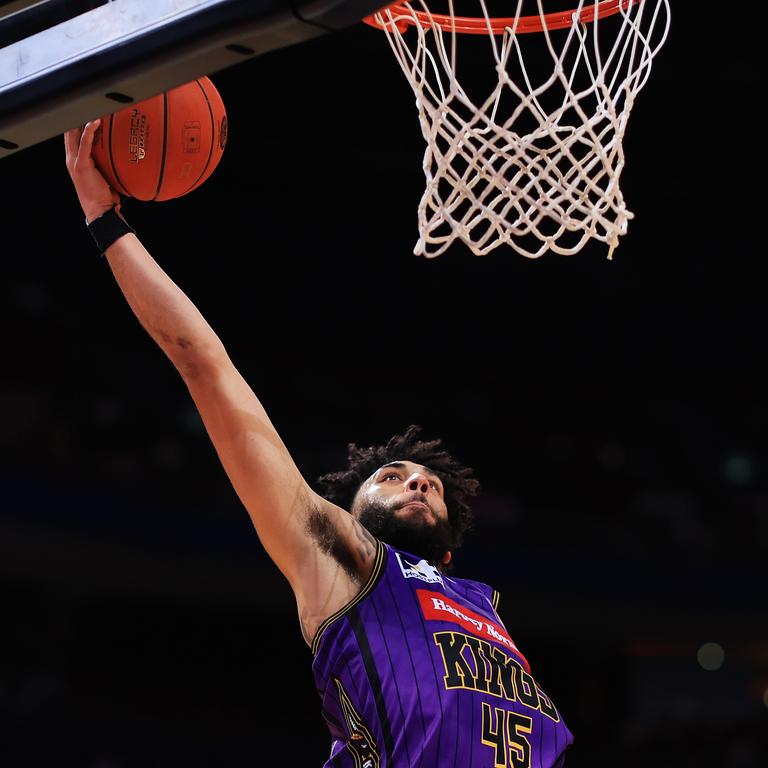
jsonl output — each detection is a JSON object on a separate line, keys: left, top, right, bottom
{"left": 417, "top": 589, "right": 521, "bottom": 655}
{"left": 396, "top": 552, "right": 444, "bottom": 585}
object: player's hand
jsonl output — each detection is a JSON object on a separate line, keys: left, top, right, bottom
{"left": 64, "top": 120, "right": 121, "bottom": 223}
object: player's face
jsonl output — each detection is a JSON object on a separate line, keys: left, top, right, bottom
{"left": 352, "top": 461, "right": 453, "bottom": 566}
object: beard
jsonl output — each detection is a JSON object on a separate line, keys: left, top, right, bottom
{"left": 357, "top": 496, "right": 454, "bottom": 565}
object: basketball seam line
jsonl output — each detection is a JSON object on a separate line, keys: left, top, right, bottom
{"left": 152, "top": 91, "right": 169, "bottom": 201}
{"left": 178, "top": 78, "right": 217, "bottom": 198}
{"left": 107, "top": 115, "right": 128, "bottom": 197}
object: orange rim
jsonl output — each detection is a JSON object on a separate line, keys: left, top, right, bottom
{"left": 364, "top": 0, "right": 642, "bottom": 35}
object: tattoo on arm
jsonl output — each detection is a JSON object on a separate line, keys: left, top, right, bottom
{"left": 352, "top": 521, "right": 376, "bottom": 563}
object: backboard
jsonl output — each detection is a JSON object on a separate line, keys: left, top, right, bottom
{"left": 0, "top": 0, "right": 387, "bottom": 157}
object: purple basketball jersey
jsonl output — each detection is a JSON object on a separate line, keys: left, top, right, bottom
{"left": 312, "top": 541, "right": 573, "bottom": 767}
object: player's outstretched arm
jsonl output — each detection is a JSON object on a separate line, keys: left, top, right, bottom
{"left": 64, "top": 122, "right": 378, "bottom": 644}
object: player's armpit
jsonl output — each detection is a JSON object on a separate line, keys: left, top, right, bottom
{"left": 306, "top": 506, "right": 377, "bottom": 582}
{"left": 295, "top": 509, "right": 380, "bottom": 645}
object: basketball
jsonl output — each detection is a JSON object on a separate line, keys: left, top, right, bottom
{"left": 91, "top": 76, "right": 227, "bottom": 201}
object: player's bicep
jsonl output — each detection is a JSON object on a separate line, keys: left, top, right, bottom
{"left": 180, "top": 356, "right": 377, "bottom": 622}
{"left": 182, "top": 355, "right": 320, "bottom": 582}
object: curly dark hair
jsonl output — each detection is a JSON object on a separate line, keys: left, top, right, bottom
{"left": 317, "top": 425, "right": 480, "bottom": 552}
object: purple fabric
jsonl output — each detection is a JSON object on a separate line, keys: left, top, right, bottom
{"left": 313, "top": 542, "right": 573, "bottom": 767}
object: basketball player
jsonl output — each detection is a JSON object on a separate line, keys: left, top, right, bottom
{"left": 65, "top": 120, "right": 573, "bottom": 767}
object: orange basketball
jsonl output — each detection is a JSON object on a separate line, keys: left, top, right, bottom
{"left": 92, "top": 76, "right": 228, "bottom": 201}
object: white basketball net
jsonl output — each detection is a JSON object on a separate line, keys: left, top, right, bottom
{"left": 369, "top": 0, "right": 671, "bottom": 258}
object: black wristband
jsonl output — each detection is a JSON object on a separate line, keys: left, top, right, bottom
{"left": 87, "top": 206, "right": 135, "bottom": 255}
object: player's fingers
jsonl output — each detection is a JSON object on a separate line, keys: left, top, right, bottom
{"left": 63, "top": 126, "right": 83, "bottom": 165}
{"left": 77, "top": 119, "right": 100, "bottom": 162}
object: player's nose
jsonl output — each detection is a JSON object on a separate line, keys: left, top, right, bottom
{"left": 405, "top": 472, "right": 431, "bottom": 495}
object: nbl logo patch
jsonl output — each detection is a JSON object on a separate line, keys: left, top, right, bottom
{"left": 395, "top": 552, "right": 444, "bottom": 585}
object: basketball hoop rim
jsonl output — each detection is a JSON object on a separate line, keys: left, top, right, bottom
{"left": 364, "top": 0, "right": 643, "bottom": 35}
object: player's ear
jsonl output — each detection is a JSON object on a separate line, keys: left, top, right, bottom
{"left": 441, "top": 551, "right": 452, "bottom": 566}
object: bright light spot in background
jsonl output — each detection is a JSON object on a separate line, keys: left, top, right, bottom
{"left": 723, "top": 455, "right": 753, "bottom": 485}
{"left": 697, "top": 642, "right": 725, "bottom": 671}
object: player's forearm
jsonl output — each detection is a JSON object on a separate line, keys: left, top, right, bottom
{"left": 104, "top": 232, "right": 227, "bottom": 377}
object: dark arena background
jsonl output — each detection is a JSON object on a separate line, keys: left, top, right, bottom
{"left": 1, "top": 1, "right": 766, "bottom": 766}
